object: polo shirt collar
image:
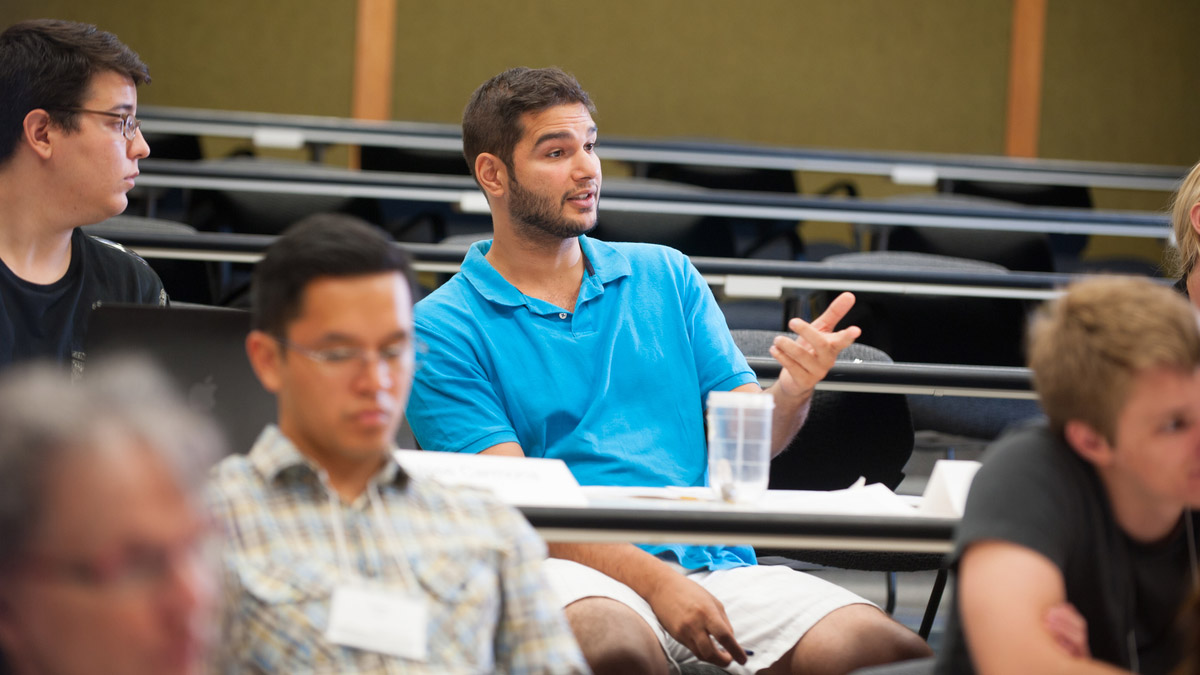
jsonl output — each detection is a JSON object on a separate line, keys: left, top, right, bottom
{"left": 247, "top": 424, "right": 406, "bottom": 488}
{"left": 461, "top": 235, "right": 632, "bottom": 308}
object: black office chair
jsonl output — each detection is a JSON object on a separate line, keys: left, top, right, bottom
{"left": 728, "top": 337, "right": 913, "bottom": 491}
{"left": 360, "top": 146, "right": 470, "bottom": 176}
{"left": 82, "top": 215, "right": 222, "bottom": 305}
{"left": 359, "top": 146, "right": 473, "bottom": 242}
{"left": 591, "top": 210, "right": 739, "bottom": 259}
{"left": 641, "top": 164, "right": 857, "bottom": 259}
{"left": 816, "top": 251, "right": 1032, "bottom": 366}
{"left": 185, "top": 158, "right": 385, "bottom": 304}
{"left": 939, "top": 178, "right": 1092, "bottom": 267}
{"left": 883, "top": 224, "right": 1056, "bottom": 273}
{"left": 815, "top": 250, "right": 1045, "bottom": 455}
{"left": 187, "top": 172, "right": 383, "bottom": 237}
{"left": 127, "top": 132, "right": 204, "bottom": 221}
{"left": 140, "top": 132, "right": 204, "bottom": 162}
{"left": 877, "top": 181, "right": 1093, "bottom": 274}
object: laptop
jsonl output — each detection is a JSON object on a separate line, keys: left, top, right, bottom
{"left": 84, "top": 304, "right": 275, "bottom": 455}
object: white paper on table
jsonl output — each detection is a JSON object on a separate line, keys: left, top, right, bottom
{"left": 581, "top": 485, "right": 719, "bottom": 510}
{"left": 759, "top": 479, "right": 920, "bottom": 516}
{"left": 917, "top": 459, "right": 982, "bottom": 518}
{"left": 393, "top": 450, "right": 588, "bottom": 507}
{"left": 582, "top": 480, "right": 922, "bottom": 517}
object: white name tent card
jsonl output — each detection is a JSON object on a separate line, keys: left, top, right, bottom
{"left": 917, "top": 459, "right": 982, "bottom": 518}
{"left": 394, "top": 450, "right": 588, "bottom": 507}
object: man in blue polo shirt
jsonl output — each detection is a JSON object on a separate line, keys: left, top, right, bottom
{"left": 407, "top": 67, "right": 930, "bottom": 675}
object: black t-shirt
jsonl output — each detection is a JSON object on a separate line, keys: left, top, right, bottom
{"left": 0, "top": 228, "right": 166, "bottom": 374}
{"left": 936, "top": 422, "right": 1198, "bottom": 675}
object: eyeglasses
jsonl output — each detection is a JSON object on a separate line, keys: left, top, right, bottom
{"left": 276, "top": 337, "right": 415, "bottom": 375}
{"left": 49, "top": 107, "right": 141, "bottom": 141}
{"left": 19, "top": 534, "right": 213, "bottom": 595}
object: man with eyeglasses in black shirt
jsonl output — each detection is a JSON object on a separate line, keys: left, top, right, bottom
{"left": 0, "top": 19, "right": 166, "bottom": 374}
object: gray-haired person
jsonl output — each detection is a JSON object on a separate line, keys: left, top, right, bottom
{"left": 0, "top": 358, "right": 221, "bottom": 675}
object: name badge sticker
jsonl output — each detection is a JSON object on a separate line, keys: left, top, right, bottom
{"left": 325, "top": 585, "right": 428, "bottom": 661}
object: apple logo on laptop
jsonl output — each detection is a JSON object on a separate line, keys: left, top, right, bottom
{"left": 189, "top": 375, "right": 218, "bottom": 413}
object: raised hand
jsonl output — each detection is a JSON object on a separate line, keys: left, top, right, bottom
{"left": 770, "top": 291, "right": 861, "bottom": 399}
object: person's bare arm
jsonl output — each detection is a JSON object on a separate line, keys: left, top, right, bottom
{"left": 479, "top": 443, "right": 747, "bottom": 667}
{"left": 480, "top": 442, "right": 525, "bottom": 457}
{"left": 734, "top": 292, "right": 861, "bottom": 456}
{"left": 959, "top": 540, "right": 1126, "bottom": 675}
{"left": 547, "top": 542, "right": 747, "bottom": 668}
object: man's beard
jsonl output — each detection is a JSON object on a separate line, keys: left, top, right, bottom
{"left": 508, "top": 173, "right": 598, "bottom": 242}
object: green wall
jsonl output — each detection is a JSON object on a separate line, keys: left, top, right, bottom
{"left": 390, "top": 2, "right": 1011, "bottom": 155}
{"left": 4, "top": 1, "right": 1197, "bottom": 188}
{"left": 1043, "top": 0, "right": 1200, "bottom": 167}
{"left": 1, "top": 0, "right": 356, "bottom": 116}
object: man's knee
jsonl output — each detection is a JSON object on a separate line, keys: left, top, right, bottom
{"left": 564, "top": 596, "right": 670, "bottom": 675}
{"left": 782, "top": 604, "right": 932, "bottom": 675}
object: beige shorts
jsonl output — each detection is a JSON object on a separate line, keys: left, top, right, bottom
{"left": 543, "top": 558, "right": 874, "bottom": 674}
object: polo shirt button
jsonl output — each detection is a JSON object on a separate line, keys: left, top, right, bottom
{"left": 559, "top": 313, "right": 568, "bottom": 319}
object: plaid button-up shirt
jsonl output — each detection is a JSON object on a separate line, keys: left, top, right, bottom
{"left": 208, "top": 425, "right": 588, "bottom": 674}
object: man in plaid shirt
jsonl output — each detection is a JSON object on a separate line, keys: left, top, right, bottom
{"left": 208, "top": 214, "right": 587, "bottom": 674}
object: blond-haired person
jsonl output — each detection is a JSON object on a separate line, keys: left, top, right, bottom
{"left": 935, "top": 276, "right": 1200, "bottom": 674}
{"left": 1170, "top": 160, "right": 1200, "bottom": 309}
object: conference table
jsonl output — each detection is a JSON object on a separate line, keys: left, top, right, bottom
{"left": 516, "top": 485, "right": 960, "bottom": 638}
{"left": 519, "top": 501, "right": 956, "bottom": 554}
{"left": 397, "top": 448, "right": 962, "bottom": 637}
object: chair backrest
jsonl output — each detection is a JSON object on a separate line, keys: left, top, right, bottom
{"left": 730, "top": 334, "right": 913, "bottom": 490}
{"left": 638, "top": 164, "right": 805, "bottom": 259}
{"left": 140, "top": 132, "right": 203, "bottom": 161}
{"left": 590, "top": 210, "right": 738, "bottom": 258}
{"left": 644, "top": 164, "right": 799, "bottom": 194}
{"left": 906, "top": 393, "right": 1043, "bottom": 444}
{"left": 360, "top": 146, "right": 471, "bottom": 176}
{"left": 937, "top": 179, "right": 1093, "bottom": 209}
{"left": 186, "top": 159, "right": 383, "bottom": 236}
{"left": 907, "top": 180, "right": 1095, "bottom": 271}
{"left": 817, "top": 251, "right": 1032, "bottom": 367}
{"left": 884, "top": 226, "right": 1055, "bottom": 273}
{"left": 811, "top": 251, "right": 1045, "bottom": 440}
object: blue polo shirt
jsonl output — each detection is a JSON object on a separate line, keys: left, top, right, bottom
{"left": 407, "top": 235, "right": 759, "bottom": 570}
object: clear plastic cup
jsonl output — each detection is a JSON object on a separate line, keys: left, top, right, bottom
{"left": 706, "top": 391, "right": 774, "bottom": 504}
